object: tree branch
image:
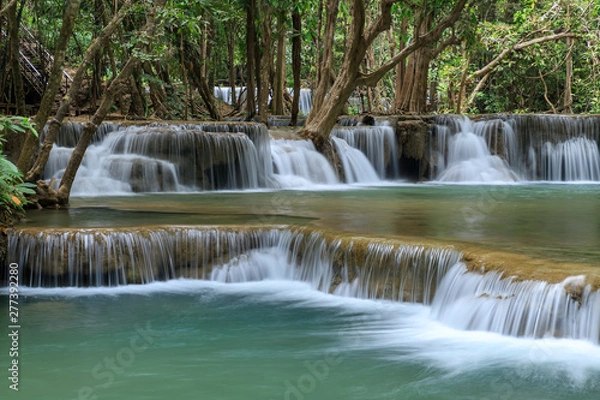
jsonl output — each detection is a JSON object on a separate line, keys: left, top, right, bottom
{"left": 470, "top": 32, "right": 579, "bottom": 79}
{"left": 0, "top": 0, "right": 17, "bottom": 18}
{"left": 357, "top": 0, "right": 468, "bottom": 87}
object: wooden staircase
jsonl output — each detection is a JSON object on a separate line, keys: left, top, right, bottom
{"left": 1, "top": 24, "right": 73, "bottom": 97}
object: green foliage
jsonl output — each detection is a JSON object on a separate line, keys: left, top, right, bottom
{"left": 0, "top": 117, "right": 37, "bottom": 214}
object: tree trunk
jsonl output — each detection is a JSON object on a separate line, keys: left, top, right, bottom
{"left": 563, "top": 36, "right": 573, "bottom": 114}
{"left": 308, "top": 0, "right": 340, "bottom": 123}
{"left": 3, "top": 0, "right": 26, "bottom": 163}
{"left": 290, "top": 5, "right": 302, "bottom": 126}
{"left": 183, "top": 41, "right": 222, "bottom": 121}
{"left": 393, "top": 20, "right": 407, "bottom": 111}
{"left": 227, "top": 20, "right": 237, "bottom": 107}
{"left": 245, "top": 0, "right": 257, "bottom": 118}
{"left": 397, "top": 11, "right": 433, "bottom": 113}
{"left": 16, "top": 0, "right": 82, "bottom": 173}
{"left": 142, "top": 61, "right": 168, "bottom": 118}
{"left": 128, "top": 72, "right": 146, "bottom": 116}
{"left": 273, "top": 13, "right": 286, "bottom": 115}
{"left": 26, "top": 1, "right": 133, "bottom": 183}
{"left": 300, "top": 0, "right": 467, "bottom": 150}
{"left": 57, "top": 0, "right": 168, "bottom": 205}
{"left": 257, "top": 2, "right": 273, "bottom": 125}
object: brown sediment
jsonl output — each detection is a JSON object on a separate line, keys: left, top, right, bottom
{"left": 9, "top": 224, "right": 600, "bottom": 296}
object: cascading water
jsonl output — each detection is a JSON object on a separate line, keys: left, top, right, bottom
{"left": 44, "top": 121, "right": 397, "bottom": 193}
{"left": 287, "top": 88, "right": 313, "bottom": 115}
{"left": 331, "top": 122, "right": 400, "bottom": 179}
{"left": 6, "top": 225, "right": 600, "bottom": 344}
{"left": 45, "top": 125, "right": 265, "bottom": 194}
{"left": 431, "top": 264, "right": 600, "bottom": 344}
{"left": 433, "top": 114, "right": 600, "bottom": 182}
{"left": 270, "top": 139, "right": 339, "bottom": 187}
{"left": 331, "top": 136, "right": 380, "bottom": 183}
{"left": 434, "top": 116, "right": 519, "bottom": 182}
{"left": 214, "top": 86, "right": 313, "bottom": 115}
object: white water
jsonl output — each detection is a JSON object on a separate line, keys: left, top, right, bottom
{"left": 270, "top": 139, "right": 339, "bottom": 187}
{"left": 435, "top": 117, "right": 519, "bottom": 183}
{"left": 9, "top": 226, "right": 600, "bottom": 345}
{"left": 331, "top": 136, "right": 380, "bottom": 183}
{"left": 435, "top": 115, "right": 600, "bottom": 182}
{"left": 214, "top": 86, "right": 313, "bottom": 115}
{"left": 331, "top": 122, "right": 399, "bottom": 179}
{"left": 539, "top": 137, "right": 600, "bottom": 181}
{"left": 44, "top": 121, "right": 395, "bottom": 194}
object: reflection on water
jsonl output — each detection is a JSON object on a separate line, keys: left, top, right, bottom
{"left": 18, "top": 184, "right": 600, "bottom": 264}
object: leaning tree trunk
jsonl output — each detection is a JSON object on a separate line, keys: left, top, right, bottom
{"left": 56, "top": 0, "right": 168, "bottom": 205}
{"left": 26, "top": 0, "right": 133, "bottom": 183}
{"left": 290, "top": 6, "right": 302, "bottom": 126}
{"left": 16, "top": 0, "right": 82, "bottom": 173}
{"left": 300, "top": 0, "right": 467, "bottom": 152}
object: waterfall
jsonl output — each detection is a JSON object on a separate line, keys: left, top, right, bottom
{"left": 7, "top": 226, "right": 460, "bottom": 303}
{"left": 44, "top": 123, "right": 270, "bottom": 194}
{"left": 431, "top": 264, "right": 600, "bottom": 344}
{"left": 40, "top": 121, "right": 122, "bottom": 148}
{"left": 6, "top": 226, "right": 599, "bottom": 343}
{"left": 331, "top": 137, "right": 380, "bottom": 183}
{"left": 270, "top": 139, "right": 339, "bottom": 187}
{"left": 287, "top": 88, "right": 313, "bottom": 115}
{"left": 332, "top": 123, "right": 400, "bottom": 179}
{"left": 434, "top": 116, "right": 519, "bottom": 182}
{"left": 539, "top": 137, "right": 600, "bottom": 181}
{"left": 433, "top": 114, "right": 600, "bottom": 182}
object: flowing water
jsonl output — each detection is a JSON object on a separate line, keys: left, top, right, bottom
{"left": 3, "top": 116, "right": 600, "bottom": 398}
{"left": 4, "top": 265, "right": 600, "bottom": 399}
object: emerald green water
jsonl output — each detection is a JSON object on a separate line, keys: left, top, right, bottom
{"left": 20, "top": 184, "right": 600, "bottom": 264}
{"left": 3, "top": 281, "right": 600, "bottom": 399}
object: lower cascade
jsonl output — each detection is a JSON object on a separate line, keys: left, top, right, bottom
{"left": 5, "top": 226, "right": 599, "bottom": 345}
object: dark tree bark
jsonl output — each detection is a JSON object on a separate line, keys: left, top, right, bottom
{"left": 26, "top": 0, "right": 134, "bottom": 182}
{"left": 56, "top": 0, "right": 168, "bottom": 205}
{"left": 16, "top": 0, "right": 82, "bottom": 173}
{"left": 301, "top": 0, "right": 468, "bottom": 152}
{"left": 245, "top": 0, "right": 257, "bottom": 118}
{"left": 3, "top": 0, "right": 26, "bottom": 163}
{"left": 290, "top": 5, "right": 302, "bottom": 126}
{"left": 257, "top": 2, "right": 273, "bottom": 125}
{"left": 227, "top": 19, "right": 238, "bottom": 107}
{"left": 183, "top": 40, "right": 222, "bottom": 120}
{"left": 308, "top": 0, "right": 340, "bottom": 123}
{"left": 273, "top": 12, "right": 287, "bottom": 115}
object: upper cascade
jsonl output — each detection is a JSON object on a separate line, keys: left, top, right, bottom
{"left": 43, "top": 120, "right": 399, "bottom": 195}
{"left": 433, "top": 114, "right": 600, "bottom": 182}
{"left": 331, "top": 122, "right": 400, "bottom": 179}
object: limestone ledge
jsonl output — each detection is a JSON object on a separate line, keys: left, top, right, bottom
{"left": 5, "top": 225, "right": 599, "bottom": 298}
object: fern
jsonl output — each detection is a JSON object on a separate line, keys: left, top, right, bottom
{"left": 0, "top": 115, "right": 38, "bottom": 214}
